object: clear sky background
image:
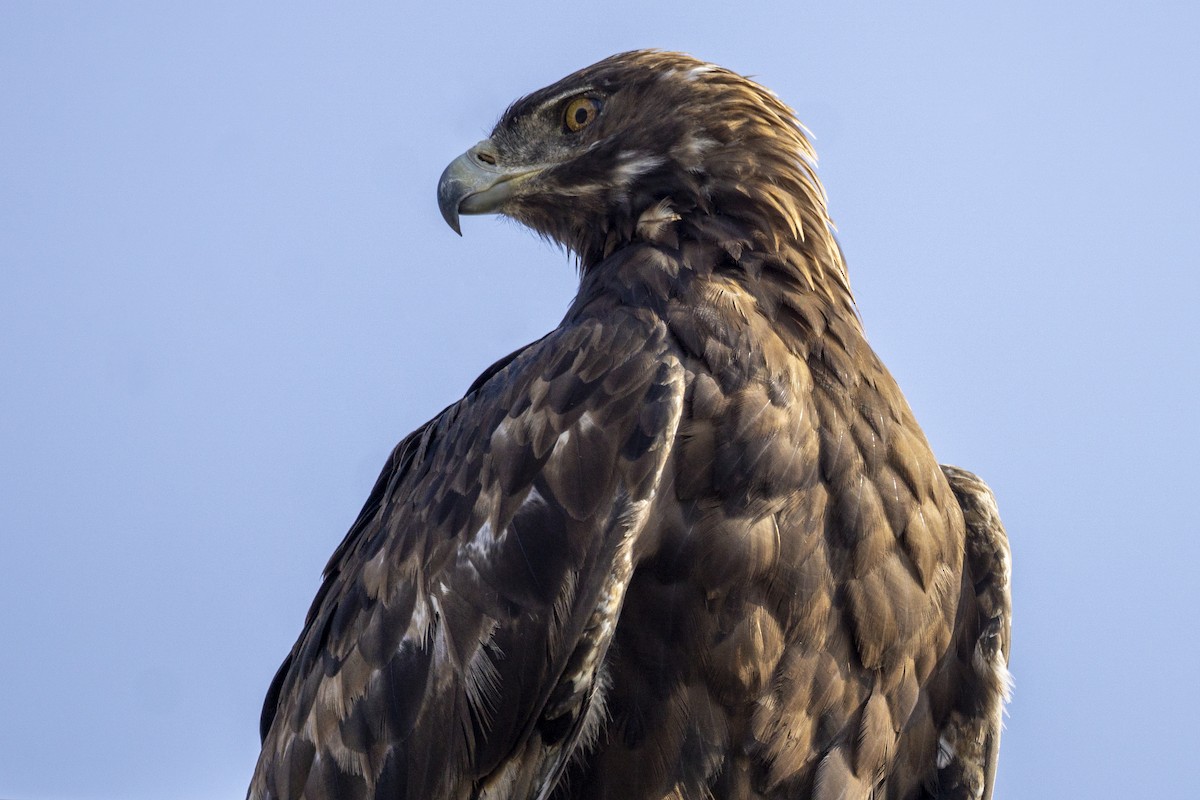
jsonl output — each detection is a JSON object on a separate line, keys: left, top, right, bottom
{"left": 2, "top": 2, "right": 1197, "bottom": 798}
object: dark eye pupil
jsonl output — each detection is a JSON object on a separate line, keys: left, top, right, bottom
{"left": 574, "top": 107, "right": 588, "bottom": 125}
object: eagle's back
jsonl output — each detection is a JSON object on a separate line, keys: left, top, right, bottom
{"left": 553, "top": 234, "right": 981, "bottom": 799}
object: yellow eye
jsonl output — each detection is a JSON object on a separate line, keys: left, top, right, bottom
{"left": 563, "top": 96, "right": 600, "bottom": 133}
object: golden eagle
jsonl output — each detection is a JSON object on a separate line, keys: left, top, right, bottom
{"left": 249, "top": 50, "right": 1011, "bottom": 800}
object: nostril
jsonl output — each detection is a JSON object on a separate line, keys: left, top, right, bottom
{"left": 475, "top": 150, "right": 497, "bottom": 166}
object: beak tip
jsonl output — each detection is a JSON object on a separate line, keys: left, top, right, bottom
{"left": 438, "top": 194, "right": 463, "bottom": 235}
{"left": 437, "top": 161, "right": 464, "bottom": 235}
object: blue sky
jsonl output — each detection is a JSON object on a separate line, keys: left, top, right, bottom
{"left": 2, "top": 3, "right": 1197, "bottom": 798}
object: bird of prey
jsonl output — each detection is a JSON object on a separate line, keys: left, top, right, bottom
{"left": 249, "top": 50, "right": 1011, "bottom": 800}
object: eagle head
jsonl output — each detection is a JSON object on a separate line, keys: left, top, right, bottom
{"left": 438, "top": 50, "right": 838, "bottom": 272}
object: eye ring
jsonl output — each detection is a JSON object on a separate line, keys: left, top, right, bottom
{"left": 563, "top": 96, "right": 601, "bottom": 133}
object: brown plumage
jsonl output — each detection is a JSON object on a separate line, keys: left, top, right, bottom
{"left": 249, "top": 50, "right": 1011, "bottom": 800}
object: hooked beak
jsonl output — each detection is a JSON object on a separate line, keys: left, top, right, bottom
{"left": 436, "top": 140, "right": 542, "bottom": 235}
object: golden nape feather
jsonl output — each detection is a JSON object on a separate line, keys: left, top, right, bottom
{"left": 250, "top": 50, "right": 1011, "bottom": 800}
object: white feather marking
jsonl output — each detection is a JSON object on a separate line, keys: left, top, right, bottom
{"left": 616, "top": 498, "right": 650, "bottom": 531}
{"left": 679, "top": 134, "right": 716, "bottom": 161}
{"left": 462, "top": 518, "right": 502, "bottom": 562}
{"left": 521, "top": 485, "right": 546, "bottom": 511}
{"left": 549, "top": 567, "right": 579, "bottom": 651}
{"left": 315, "top": 672, "right": 345, "bottom": 716}
{"left": 404, "top": 581, "right": 434, "bottom": 644}
{"left": 997, "top": 659, "right": 1016, "bottom": 705}
{"left": 636, "top": 199, "right": 681, "bottom": 243}
{"left": 575, "top": 662, "right": 611, "bottom": 753}
{"left": 936, "top": 734, "right": 955, "bottom": 769}
{"left": 464, "top": 620, "right": 503, "bottom": 730}
{"left": 612, "top": 153, "right": 665, "bottom": 186}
